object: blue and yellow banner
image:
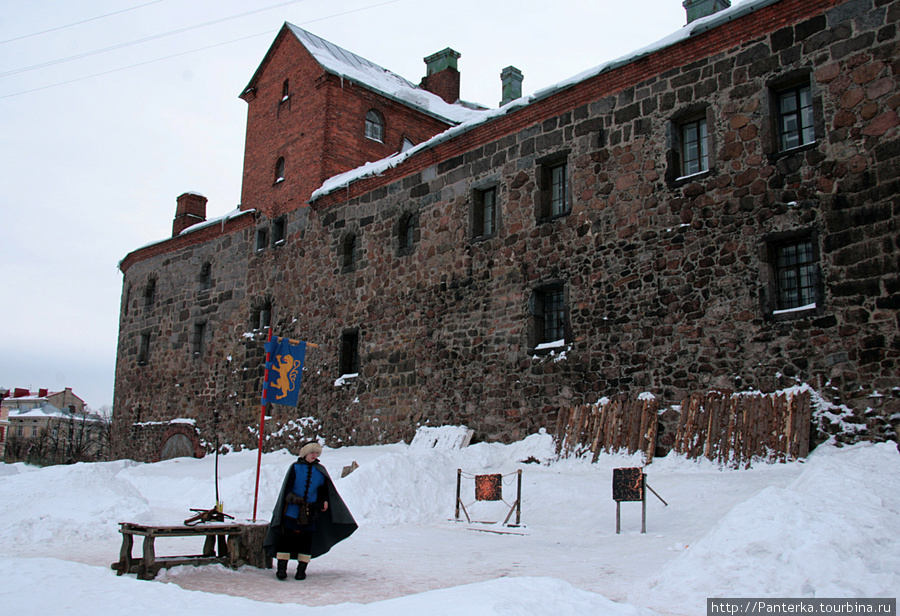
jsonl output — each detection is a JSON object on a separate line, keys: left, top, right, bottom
{"left": 262, "top": 337, "right": 306, "bottom": 407}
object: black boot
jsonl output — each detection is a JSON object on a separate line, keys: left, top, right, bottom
{"left": 294, "top": 560, "right": 308, "bottom": 580}
{"left": 276, "top": 559, "right": 288, "bottom": 580}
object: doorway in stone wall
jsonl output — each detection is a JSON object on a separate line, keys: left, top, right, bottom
{"left": 160, "top": 433, "right": 194, "bottom": 460}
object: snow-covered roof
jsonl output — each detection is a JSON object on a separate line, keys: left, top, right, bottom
{"left": 311, "top": 0, "right": 781, "bottom": 202}
{"left": 246, "top": 24, "right": 486, "bottom": 126}
{"left": 9, "top": 404, "right": 65, "bottom": 419}
{"left": 118, "top": 207, "right": 254, "bottom": 271}
{"left": 9, "top": 404, "right": 103, "bottom": 422}
{"left": 177, "top": 207, "right": 249, "bottom": 237}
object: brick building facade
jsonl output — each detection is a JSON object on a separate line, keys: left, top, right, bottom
{"left": 114, "top": 0, "right": 900, "bottom": 462}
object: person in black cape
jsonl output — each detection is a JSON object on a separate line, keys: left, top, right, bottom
{"left": 263, "top": 441, "right": 357, "bottom": 580}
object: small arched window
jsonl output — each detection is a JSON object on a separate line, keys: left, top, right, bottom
{"left": 198, "top": 262, "right": 212, "bottom": 290}
{"left": 274, "top": 157, "right": 285, "bottom": 183}
{"left": 251, "top": 299, "right": 272, "bottom": 331}
{"left": 143, "top": 278, "right": 156, "bottom": 309}
{"left": 341, "top": 233, "right": 357, "bottom": 269}
{"left": 364, "top": 110, "right": 384, "bottom": 142}
{"left": 281, "top": 79, "right": 290, "bottom": 101}
{"left": 398, "top": 212, "right": 416, "bottom": 255}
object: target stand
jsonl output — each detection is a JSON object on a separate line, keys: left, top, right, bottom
{"left": 612, "top": 467, "right": 668, "bottom": 534}
{"left": 455, "top": 469, "right": 522, "bottom": 528}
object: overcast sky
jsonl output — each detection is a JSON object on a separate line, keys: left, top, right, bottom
{"left": 1, "top": 0, "right": 698, "bottom": 410}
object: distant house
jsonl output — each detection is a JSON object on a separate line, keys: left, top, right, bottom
{"left": 2, "top": 388, "right": 106, "bottom": 464}
{"left": 0, "top": 389, "right": 9, "bottom": 461}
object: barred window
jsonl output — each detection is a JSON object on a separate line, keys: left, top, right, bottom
{"left": 531, "top": 284, "right": 567, "bottom": 348}
{"left": 775, "top": 240, "right": 816, "bottom": 310}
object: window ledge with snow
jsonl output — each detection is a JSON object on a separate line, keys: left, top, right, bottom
{"left": 334, "top": 373, "right": 358, "bottom": 387}
{"left": 535, "top": 339, "right": 566, "bottom": 351}
{"left": 773, "top": 302, "right": 816, "bottom": 316}
{"left": 674, "top": 169, "right": 712, "bottom": 184}
{"left": 533, "top": 339, "right": 568, "bottom": 360}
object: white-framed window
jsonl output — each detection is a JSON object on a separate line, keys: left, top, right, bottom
{"left": 777, "top": 84, "right": 815, "bottom": 151}
{"left": 681, "top": 118, "right": 709, "bottom": 177}
{"left": 473, "top": 186, "right": 497, "bottom": 238}
{"left": 365, "top": 110, "right": 384, "bottom": 142}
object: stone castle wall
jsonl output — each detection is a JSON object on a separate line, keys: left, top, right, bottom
{"left": 113, "top": 0, "right": 900, "bottom": 461}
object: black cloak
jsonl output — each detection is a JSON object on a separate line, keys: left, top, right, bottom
{"left": 263, "top": 459, "right": 357, "bottom": 559}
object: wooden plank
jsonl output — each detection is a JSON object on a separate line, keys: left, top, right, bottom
{"left": 797, "top": 389, "right": 811, "bottom": 459}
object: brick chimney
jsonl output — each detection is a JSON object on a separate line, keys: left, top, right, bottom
{"left": 500, "top": 66, "right": 523, "bottom": 107}
{"left": 420, "top": 48, "right": 461, "bottom": 104}
{"left": 683, "top": 0, "right": 731, "bottom": 24}
{"left": 172, "top": 192, "right": 208, "bottom": 237}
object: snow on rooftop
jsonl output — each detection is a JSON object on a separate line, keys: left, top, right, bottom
{"left": 119, "top": 207, "right": 253, "bottom": 269}
{"left": 177, "top": 207, "right": 248, "bottom": 237}
{"left": 287, "top": 24, "right": 485, "bottom": 126}
{"left": 311, "top": 0, "right": 780, "bottom": 202}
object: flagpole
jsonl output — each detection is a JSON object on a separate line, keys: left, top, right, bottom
{"left": 252, "top": 327, "right": 273, "bottom": 523}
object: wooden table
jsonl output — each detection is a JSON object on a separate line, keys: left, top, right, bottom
{"left": 112, "top": 522, "right": 245, "bottom": 580}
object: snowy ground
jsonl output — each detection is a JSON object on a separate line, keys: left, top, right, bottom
{"left": 1, "top": 430, "right": 898, "bottom": 615}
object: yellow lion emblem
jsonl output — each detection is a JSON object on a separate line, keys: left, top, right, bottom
{"left": 271, "top": 354, "right": 300, "bottom": 400}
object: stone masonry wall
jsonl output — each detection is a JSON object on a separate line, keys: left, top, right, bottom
{"left": 113, "top": 0, "right": 900, "bottom": 460}
{"left": 291, "top": 0, "right": 900, "bottom": 446}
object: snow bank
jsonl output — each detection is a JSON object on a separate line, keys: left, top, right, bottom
{"left": 1, "top": 432, "right": 896, "bottom": 615}
{"left": 0, "top": 460, "right": 151, "bottom": 545}
{"left": 339, "top": 431, "right": 556, "bottom": 525}
{"left": 639, "top": 442, "right": 900, "bottom": 612}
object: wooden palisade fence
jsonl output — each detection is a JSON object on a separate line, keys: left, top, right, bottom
{"left": 557, "top": 388, "right": 813, "bottom": 467}
{"left": 556, "top": 394, "right": 658, "bottom": 463}
{"left": 673, "top": 388, "right": 812, "bottom": 467}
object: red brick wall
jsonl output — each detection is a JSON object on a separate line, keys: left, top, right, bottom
{"left": 239, "top": 33, "right": 329, "bottom": 218}
{"left": 321, "top": 75, "right": 451, "bottom": 184}
{"left": 239, "top": 32, "right": 453, "bottom": 219}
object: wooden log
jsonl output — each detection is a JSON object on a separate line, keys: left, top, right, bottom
{"left": 797, "top": 390, "right": 811, "bottom": 459}
{"left": 235, "top": 522, "right": 271, "bottom": 569}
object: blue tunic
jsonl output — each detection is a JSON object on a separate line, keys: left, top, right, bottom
{"left": 285, "top": 462, "right": 325, "bottom": 520}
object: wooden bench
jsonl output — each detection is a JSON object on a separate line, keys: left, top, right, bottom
{"left": 111, "top": 522, "right": 247, "bottom": 580}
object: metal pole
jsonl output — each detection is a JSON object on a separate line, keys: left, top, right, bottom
{"left": 641, "top": 474, "right": 647, "bottom": 534}
{"left": 616, "top": 501, "right": 621, "bottom": 534}
{"left": 455, "top": 469, "right": 461, "bottom": 520}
